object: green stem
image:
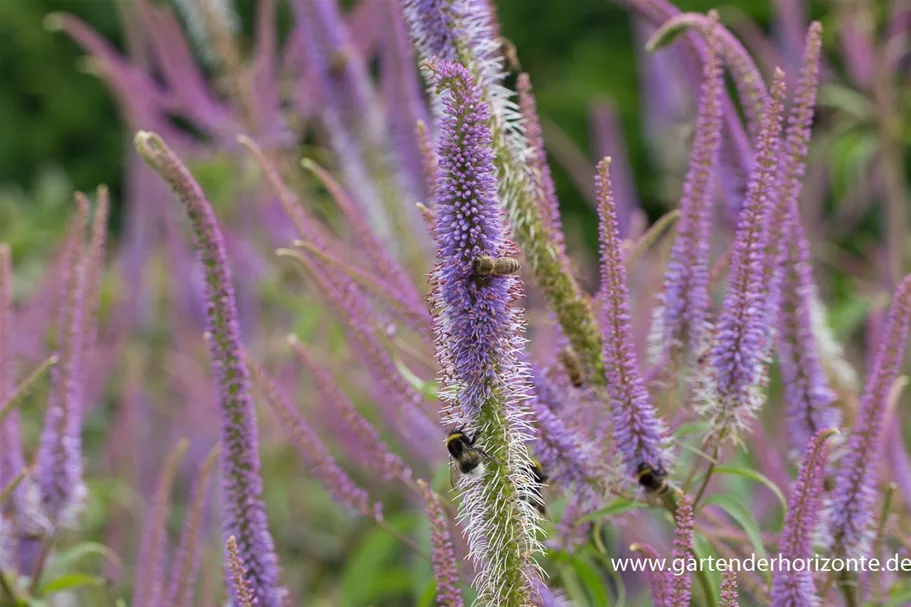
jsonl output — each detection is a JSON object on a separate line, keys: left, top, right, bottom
{"left": 375, "top": 518, "right": 431, "bottom": 562}
{"left": 28, "top": 535, "right": 55, "bottom": 596}
{"left": 0, "top": 568, "right": 21, "bottom": 604}
{"left": 692, "top": 444, "right": 720, "bottom": 509}
{"left": 838, "top": 570, "right": 859, "bottom": 607}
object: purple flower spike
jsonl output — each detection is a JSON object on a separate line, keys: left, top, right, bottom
{"left": 290, "top": 0, "right": 403, "bottom": 242}
{"left": 517, "top": 74, "right": 565, "bottom": 256}
{"left": 647, "top": 11, "right": 767, "bottom": 138}
{"left": 167, "top": 445, "right": 220, "bottom": 607}
{"left": 133, "top": 440, "right": 188, "bottom": 607}
{"left": 135, "top": 131, "right": 282, "bottom": 607}
{"left": 428, "top": 59, "right": 542, "bottom": 606}
{"left": 649, "top": 14, "right": 723, "bottom": 370}
{"left": 828, "top": 274, "right": 911, "bottom": 558}
{"left": 699, "top": 69, "right": 788, "bottom": 445}
{"left": 287, "top": 336, "right": 413, "bottom": 484}
{"left": 532, "top": 368, "right": 610, "bottom": 503}
{"left": 278, "top": 248, "right": 440, "bottom": 465}
{"left": 630, "top": 543, "right": 669, "bottom": 606}
{"left": 36, "top": 193, "right": 91, "bottom": 529}
{"left": 596, "top": 157, "right": 670, "bottom": 480}
{"left": 668, "top": 494, "right": 694, "bottom": 607}
{"left": 430, "top": 59, "right": 511, "bottom": 418}
{"left": 778, "top": 225, "right": 839, "bottom": 458}
{"left": 719, "top": 570, "right": 740, "bottom": 607}
{"left": 402, "top": 0, "right": 459, "bottom": 63}
{"left": 407, "top": 0, "right": 605, "bottom": 387}
{"left": 533, "top": 578, "right": 573, "bottom": 607}
{"left": 246, "top": 353, "right": 376, "bottom": 519}
{"left": 225, "top": 536, "right": 257, "bottom": 607}
{"left": 775, "top": 23, "right": 839, "bottom": 456}
{"left": 770, "top": 428, "right": 837, "bottom": 607}
{"left": 417, "top": 480, "right": 464, "bottom": 607}
{"left": 0, "top": 244, "right": 23, "bottom": 499}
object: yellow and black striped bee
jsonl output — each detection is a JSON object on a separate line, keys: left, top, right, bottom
{"left": 523, "top": 459, "right": 548, "bottom": 516}
{"left": 558, "top": 346, "right": 586, "bottom": 388}
{"left": 328, "top": 48, "right": 351, "bottom": 77}
{"left": 446, "top": 429, "right": 493, "bottom": 484}
{"left": 471, "top": 255, "right": 522, "bottom": 278}
{"left": 637, "top": 463, "right": 670, "bottom": 495}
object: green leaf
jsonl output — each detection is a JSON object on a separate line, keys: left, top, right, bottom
{"left": 674, "top": 421, "right": 709, "bottom": 437}
{"left": 713, "top": 465, "right": 788, "bottom": 515}
{"left": 394, "top": 356, "right": 438, "bottom": 399}
{"left": 40, "top": 573, "right": 104, "bottom": 595}
{"left": 340, "top": 513, "right": 415, "bottom": 606}
{"left": 43, "top": 542, "right": 121, "bottom": 583}
{"left": 817, "top": 84, "right": 873, "bottom": 121}
{"left": 692, "top": 533, "right": 720, "bottom": 606}
{"left": 700, "top": 494, "right": 770, "bottom": 583}
{"left": 417, "top": 579, "right": 437, "bottom": 607}
{"left": 645, "top": 20, "right": 693, "bottom": 52}
{"left": 885, "top": 588, "right": 911, "bottom": 607}
{"left": 577, "top": 497, "right": 648, "bottom": 524}
{"left": 559, "top": 564, "right": 589, "bottom": 606}
{"left": 570, "top": 555, "right": 610, "bottom": 607}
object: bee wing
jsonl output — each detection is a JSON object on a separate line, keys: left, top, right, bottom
{"left": 449, "top": 459, "right": 460, "bottom": 490}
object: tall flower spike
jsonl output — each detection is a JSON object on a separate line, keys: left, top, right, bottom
{"left": 225, "top": 536, "right": 257, "bottom": 607}
{"left": 133, "top": 439, "right": 188, "bottom": 607}
{"left": 649, "top": 13, "right": 723, "bottom": 370}
{"left": 596, "top": 157, "right": 670, "bottom": 480}
{"left": 719, "top": 569, "right": 740, "bottom": 607}
{"left": 405, "top": 0, "right": 607, "bottom": 387}
{"left": 0, "top": 244, "right": 21, "bottom": 498}
{"left": 277, "top": 247, "right": 440, "bottom": 465}
{"left": 761, "top": 23, "right": 815, "bottom": 308}
{"left": 290, "top": 0, "right": 413, "bottom": 245}
{"left": 770, "top": 428, "right": 837, "bottom": 607}
{"left": 629, "top": 543, "right": 669, "bottom": 606}
{"left": 828, "top": 274, "right": 911, "bottom": 557}
{"left": 517, "top": 73, "right": 565, "bottom": 254}
{"left": 82, "top": 185, "right": 110, "bottom": 357}
{"left": 245, "top": 352, "right": 377, "bottom": 519}
{"left": 699, "top": 69, "right": 788, "bottom": 445}
{"left": 36, "top": 193, "right": 91, "bottom": 528}
{"left": 646, "top": 11, "right": 767, "bottom": 138}
{"left": 776, "top": 23, "right": 839, "bottom": 457}
{"left": 287, "top": 335, "right": 413, "bottom": 484}
{"left": 417, "top": 480, "right": 464, "bottom": 607}
{"left": 300, "top": 157, "right": 426, "bottom": 313}
{"left": 428, "top": 59, "right": 542, "bottom": 606}
{"left": 167, "top": 445, "right": 220, "bottom": 607}
{"left": 135, "top": 131, "right": 283, "bottom": 607}
{"left": 532, "top": 368, "right": 611, "bottom": 504}
{"left": 668, "top": 494, "right": 694, "bottom": 607}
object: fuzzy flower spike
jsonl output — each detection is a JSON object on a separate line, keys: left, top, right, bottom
{"left": 827, "top": 273, "right": 911, "bottom": 558}
{"left": 698, "top": 69, "right": 788, "bottom": 446}
{"left": 427, "top": 59, "right": 542, "bottom": 606}
{"left": 135, "top": 131, "right": 283, "bottom": 607}
{"left": 649, "top": 13, "right": 723, "bottom": 371}
{"left": 770, "top": 427, "right": 838, "bottom": 607}
{"left": 774, "top": 23, "right": 840, "bottom": 457}
{"left": 597, "top": 157, "right": 671, "bottom": 486}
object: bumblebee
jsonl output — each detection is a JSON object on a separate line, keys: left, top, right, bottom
{"left": 446, "top": 429, "right": 492, "bottom": 481}
{"left": 471, "top": 255, "right": 522, "bottom": 278}
{"left": 523, "top": 460, "right": 548, "bottom": 516}
{"left": 328, "top": 48, "right": 351, "bottom": 77}
{"left": 558, "top": 346, "right": 586, "bottom": 388}
{"left": 637, "top": 463, "right": 670, "bottom": 495}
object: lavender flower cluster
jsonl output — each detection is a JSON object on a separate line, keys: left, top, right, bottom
{"left": 1, "top": 0, "right": 911, "bottom": 606}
